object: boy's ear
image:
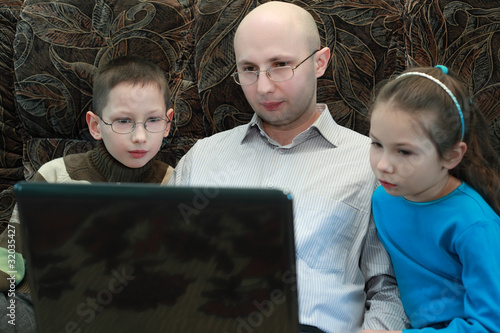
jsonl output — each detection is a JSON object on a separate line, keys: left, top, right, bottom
{"left": 443, "top": 142, "right": 467, "bottom": 170}
{"left": 86, "top": 111, "right": 102, "bottom": 141}
{"left": 163, "top": 108, "right": 174, "bottom": 138}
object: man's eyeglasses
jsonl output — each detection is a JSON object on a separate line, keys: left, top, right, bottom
{"left": 98, "top": 115, "right": 170, "bottom": 134}
{"left": 232, "top": 50, "right": 319, "bottom": 86}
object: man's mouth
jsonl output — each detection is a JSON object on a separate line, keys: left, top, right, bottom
{"left": 261, "top": 101, "right": 282, "bottom": 111}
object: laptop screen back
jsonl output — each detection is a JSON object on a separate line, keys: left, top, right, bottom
{"left": 14, "top": 182, "right": 298, "bottom": 333}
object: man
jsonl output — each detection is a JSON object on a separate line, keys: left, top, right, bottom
{"left": 169, "top": 2, "right": 408, "bottom": 332}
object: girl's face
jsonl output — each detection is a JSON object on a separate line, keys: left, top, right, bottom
{"left": 369, "top": 103, "right": 452, "bottom": 202}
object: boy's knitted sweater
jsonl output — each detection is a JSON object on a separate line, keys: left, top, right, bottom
{"left": 33, "top": 142, "right": 172, "bottom": 183}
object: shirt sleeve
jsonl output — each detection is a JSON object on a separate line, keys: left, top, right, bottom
{"left": 361, "top": 215, "right": 410, "bottom": 330}
{"left": 404, "top": 219, "right": 500, "bottom": 333}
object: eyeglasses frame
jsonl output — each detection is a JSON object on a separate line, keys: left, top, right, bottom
{"left": 232, "top": 49, "right": 320, "bottom": 86}
{"left": 97, "top": 115, "right": 171, "bottom": 134}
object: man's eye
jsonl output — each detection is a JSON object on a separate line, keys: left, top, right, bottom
{"left": 274, "top": 62, "right": 289, "bottom": 68}
{"left": 242, "top": 66, "right": 258, "bottom": 72}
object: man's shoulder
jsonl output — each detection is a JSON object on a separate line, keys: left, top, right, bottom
{"left": 194, "top": 123, "right": 249, "bottom": 147}
{"left": 318, "top": 105, "right": 371, "bottom": 146}
{"left": 335, "top": 125, "right": 371, "bottom": 145}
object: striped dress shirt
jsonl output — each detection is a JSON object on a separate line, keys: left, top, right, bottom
{"left": 169, "top": 104, "right": 408, "bottom": 332}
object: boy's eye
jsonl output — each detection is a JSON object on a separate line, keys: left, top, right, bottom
{"left": 147, "top": 117, "right": 162, "bottom": 123}
{"left": 115, "top": 118, "right": 132, "bottom": 124}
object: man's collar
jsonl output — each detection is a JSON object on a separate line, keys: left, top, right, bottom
{"left": 309, "top": 104, "right": 339, "bottom": 147}
{"left": 241, "top": 104, "right": 339, "bottom": 148}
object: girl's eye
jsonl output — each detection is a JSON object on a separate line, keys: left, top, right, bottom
{"left": 370, "top": 141, "right": 382, "bottom": 149}
{"left": 398, "top": 149, "right": 412, "bottom": 156}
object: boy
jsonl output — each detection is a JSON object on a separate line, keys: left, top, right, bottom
{"left": 0, "top": 55, "right": 173, "bottom": 332}
{"left": 34, "top": 55, "right": 174, "bottom": 183}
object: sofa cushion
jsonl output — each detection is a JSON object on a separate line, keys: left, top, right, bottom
{"left": 0, "top": 2, "right": 24, "bottom": 224}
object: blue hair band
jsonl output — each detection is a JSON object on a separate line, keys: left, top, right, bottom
{"left": 435, "top": 64, "right": 448, "bottom": 74}
{"left": 397, "top": 70, "right": 465, "bottom": 141}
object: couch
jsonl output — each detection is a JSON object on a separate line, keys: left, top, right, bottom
{"left": 1, "top": 0, "right": 499, "bottom": 227}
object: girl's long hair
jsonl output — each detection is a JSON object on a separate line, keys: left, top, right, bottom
{"left": 372, "top": 67, "right": 500, "bottom": 215}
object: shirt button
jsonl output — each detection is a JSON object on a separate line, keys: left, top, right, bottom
{"left": 267, "top": 182, "right": 274, "bottom": 188}
{"left": 275, "top": 148, "right": 285, "bottom": 154}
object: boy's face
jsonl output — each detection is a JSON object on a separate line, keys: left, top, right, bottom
{"left": 87, "top": 82, "right": 172, "bottom": 169}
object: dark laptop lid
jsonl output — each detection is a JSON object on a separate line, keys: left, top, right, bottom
{"left": 14, "top": 182, "right": 298, "bottom": 333}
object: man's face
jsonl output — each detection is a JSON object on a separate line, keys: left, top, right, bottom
{"left": 234, "top": 19, "right": 320, "bottom": 133}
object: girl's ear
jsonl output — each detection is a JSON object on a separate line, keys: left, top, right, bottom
{"left": 86, "top": 111, "right": 102, "bottom": 141}
{"left": 443, "top": 141, "right": 467, "bottom": 170}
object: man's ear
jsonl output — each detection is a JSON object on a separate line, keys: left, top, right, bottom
{"left": 443, "top": 142, "right": 467, "bottom": 170}
{"left": 86, "top": 111, "right": 102, "bottom": 140}
{"left": 315, "top": 46, "right": 331, "bottom": 78}
{"left": 163, "top": 108, "right": 174, "bottom": 138}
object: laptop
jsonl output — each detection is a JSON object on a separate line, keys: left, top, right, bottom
{"left": 14, "top": 182, "right": 298, "bottom": 333}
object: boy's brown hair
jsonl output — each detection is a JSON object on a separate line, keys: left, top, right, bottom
{"left": 92, "top": 56, "right": 171, "bottom": 116}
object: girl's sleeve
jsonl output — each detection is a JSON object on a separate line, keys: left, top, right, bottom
{"left": 406, "top": 219, "right": 500, "bottom": 332}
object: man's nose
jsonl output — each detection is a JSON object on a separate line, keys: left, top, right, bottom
{"left": 256, "top": 70, "right": 275, "bottom": 94}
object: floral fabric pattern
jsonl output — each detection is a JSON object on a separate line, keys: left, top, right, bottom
{"left": 0, "top": 0, "right": 499, "bottom": 226}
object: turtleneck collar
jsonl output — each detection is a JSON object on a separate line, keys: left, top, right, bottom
{"left": 89, "top": 142, "right": 156, "bottom": 183}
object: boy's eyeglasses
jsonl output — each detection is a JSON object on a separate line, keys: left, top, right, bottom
{"left": 232, "top": 50, "right": 319, "bottom": 86}
{"left": 98, "top": 116, "right": 170, "bottom": 134}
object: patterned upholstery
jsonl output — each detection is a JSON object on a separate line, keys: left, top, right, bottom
{"left": 1, "top": 0, "right": 499, "bottom": 225}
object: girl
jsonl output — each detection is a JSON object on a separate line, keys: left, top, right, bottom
{"left": 364, "top": 66, "right": 500, "bottom": 332}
